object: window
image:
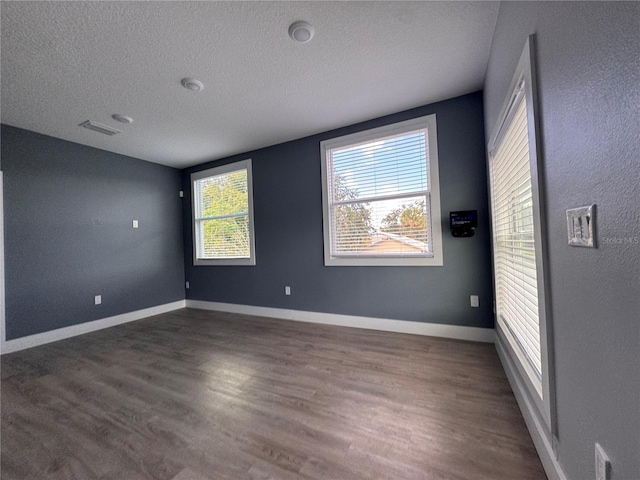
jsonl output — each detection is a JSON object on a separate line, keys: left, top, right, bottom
{"left": 191, "top": 159, "right": 256, "bottom": 266}
{"left": 488, "top": 36, "right": 553, "bottom": 428}
{"left": 320, "top": 115, "right": 443, "bottom": 266}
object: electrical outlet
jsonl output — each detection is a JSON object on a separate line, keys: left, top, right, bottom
{"left": 179, "top": 190, "right": 184, "bottom": 198}
{"left": 133, "top": 220, "right": 139, "bottom": 228}
{"left": 595, "top": 443, "right": 610, "bottom": 480}
{"left": 185, "top": 281, "right": 190, "bottom": 289}
{"left": 94, "top": 295, "right": 101, "bottom": 305}
{"left": 470, "top": 295, "right": 479, "bottom": 307}
{"left": 285, "top": 286, "right": 291, "bottom": 296}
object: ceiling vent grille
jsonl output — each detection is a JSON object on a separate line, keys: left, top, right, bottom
{"left": 79, "top": 120, "right": 121, "bottom": 136}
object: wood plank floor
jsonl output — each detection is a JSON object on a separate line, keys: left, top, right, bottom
{"left": 1, "top": 308, "right": 546, "bottom": 480}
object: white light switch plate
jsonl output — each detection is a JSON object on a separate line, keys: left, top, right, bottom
{"left": 595, "top": 443, "right": 610, "bottom": 480}
{"left": 567, "top": 205, "right": 596, "bottom": 247}
{"left": 94, "top": 295, "right": 101, "bottom": 305}
{"left": 133, "top": 220, "right": 139, "bottom": 228}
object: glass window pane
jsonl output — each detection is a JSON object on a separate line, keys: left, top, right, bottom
{"left": 331, "top": 131, "right": 428, "bottom": 200}
{"left": 196, "top": 169, "right": 248, "bottom": 218}
{"left": 332, "top": 195, "right": 429, "bottom": 256}
{"left": 197, "top": 216, "right": 250, "bottom": 259}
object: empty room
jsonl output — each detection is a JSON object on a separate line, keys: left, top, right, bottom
{"left": 1, "top": 2, "right": 638, "bottom": 480}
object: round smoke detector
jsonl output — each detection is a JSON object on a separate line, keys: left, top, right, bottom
{"left": 288, "top": 21, "right": 314, "bottom": 43}
{"left": 112, "top": 114, "right": 133, "bottom": 124}
{"left": 181, "top": 78, "right": 204, "bottom": 92}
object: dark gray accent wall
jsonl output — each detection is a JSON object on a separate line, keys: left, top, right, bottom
{"left": 2, "top": 125, "right": 185, "bottom": 339}
{"left": 183, "top": 92, "right": 494, "bottom": 328}
{"left": 484, "top": 3, "right": 639, "bottom": 480}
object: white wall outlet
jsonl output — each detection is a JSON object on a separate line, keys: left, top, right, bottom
{"left": 94, "top": 295, "right": 101, "bottom": 305}
{"left": 179, "top": 190, "right": 184, "bottom": 198}
{"left": 567, "top": 205, "right": 596, "bottom": 247}
{"left": 470, "top": 295, "right": 479, "bottom": 307}
{"left": 132, "top": 220, "right": 139, "bottom": 228}
{"left": 185, "top": 281, "right": 190, "bottom": 289}
{"left": 595, "top": 443, "right": 610, "bottom": 480}
{"left": 285, "top": 286, "right": 291, "bottom": 296}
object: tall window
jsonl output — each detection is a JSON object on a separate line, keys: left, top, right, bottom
{"left": 490, "top": 83, "right": 542, "bottom": 374}
{"left": 488, "top": 36, "right": 553, "bottom": 428}
{"left": 191, "top": 159, "right": 256, "bottom": 266}
{"left": 320, "top": 115, "right": 442, "bottom": 267}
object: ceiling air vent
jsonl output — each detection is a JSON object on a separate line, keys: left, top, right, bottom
{"left": 79, "top": 120, "right": 121, "bottom": 136}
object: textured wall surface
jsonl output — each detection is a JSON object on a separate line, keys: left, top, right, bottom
{"left": 2, "top": 125, "right": 185, "bottom": 339}
{"left": 183, "top": 92, "right": 494, "bottom": 328}
{"left": 484, "top": 2, "right": 640, "bottom": 479}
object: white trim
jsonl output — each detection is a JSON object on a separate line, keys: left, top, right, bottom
{"left": 0, "top": 172, "right": 5, "bottom": 345}
{"left": 495, "top": 332, "right": 567, "bottom": 480}
{"left": 186, "top": 300, "right": 494, "bottom": 343}
{"left": 0, "top": 300, "right": 186, "bottom": 354}
{"left": 320, "top": 114, "right": 443, "bottom": 267}
{"left": 487, "top": 34, "right": 555, "bottom": 432}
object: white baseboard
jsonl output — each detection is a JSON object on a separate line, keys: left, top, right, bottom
{"left": 0, "top": 300, "right": 186, "bottom": 355}
{"left": 186, "top": 300, "right": 494, "bottom": 343}
{"left": 495, "top": 333, "right": 567, "bottom": 480}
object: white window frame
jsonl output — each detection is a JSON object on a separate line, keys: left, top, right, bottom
{"left": 488, "top": 36, "right": 554, "bottom": 431}
{"left": 191, "top": 159, "right": 256, "bottom": 266}
{"left": 320, "top": 115, "right": 443, "bottom": 267}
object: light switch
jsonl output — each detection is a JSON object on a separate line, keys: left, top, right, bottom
{"left": 133, "top": 220, "right": 139, "bottom": 228}
{"left": 567, "top": 205, "right": 596, "bottom": 247}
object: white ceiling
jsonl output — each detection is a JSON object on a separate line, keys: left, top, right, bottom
{"left": 1, "top": 1, "right": 499, "bottom": 169}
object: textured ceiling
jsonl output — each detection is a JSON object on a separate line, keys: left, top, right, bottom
{"left": 1, "top": 1, "right": 499, "bottom": 168}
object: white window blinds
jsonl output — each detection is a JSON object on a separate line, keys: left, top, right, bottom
{"left": 326, "top": 129, "right": 432, "bottom": 257}
{"left": 192, "top": 159, "right": 255, "bottom": 265}
{"left": 489, "top": 80, "right": 542, "bottom": 379}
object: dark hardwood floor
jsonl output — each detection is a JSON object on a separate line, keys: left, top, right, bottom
{"left": 1, "top": 308, "right": 546, "bottom": 479}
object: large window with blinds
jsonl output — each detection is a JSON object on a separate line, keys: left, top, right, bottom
{"left": 191, "top": 159, "right": 256, "bottom": 266}
{"left": 490, "top": 84, "right": 542, "bottom": 379}
{"left": 488, "top": 36, "right": 553, "bottom": 428}
{"left": 320, "top": 115, "right": 442, "bottom": 266}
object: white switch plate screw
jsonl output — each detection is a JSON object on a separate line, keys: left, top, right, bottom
{"left": 285, "top": 286, "right": 291, "bottom": 296}
{"left": 470, "top": 295, "right": 479, "bottom": 307}
{"left": 133, "top": 220, "right": 139, "bottom": 228}
{"left": 94, "top": 295, "right": 102, "bottom": 305}
{"left": 595, "top": 443, "right": 610, "bottom": 480}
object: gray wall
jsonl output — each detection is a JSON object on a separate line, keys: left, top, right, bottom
{"left": 484, "top": 2, "right": 639, "bottom": 479}
{"left": 183, "top": 92, "right": 494, "bottom": 328}
{"left": 1, "top": 125, "right": 185, "bottom": 339}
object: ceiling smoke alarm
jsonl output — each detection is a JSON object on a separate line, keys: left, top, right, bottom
{"left": 181, "top": 78, "right": 204, "bottom": 92}
{"left": 288, "top": 21, "right": 314, "bottom": 43}
{"left": 112, "top": 114, "right": 133, "bottom": 124}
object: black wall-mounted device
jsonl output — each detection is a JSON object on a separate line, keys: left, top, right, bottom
{"left": 450, "top": 210, "right": 478, "bottom": 237}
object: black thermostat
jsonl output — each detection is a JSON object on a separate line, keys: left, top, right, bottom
{"left": 450, "top": 210, "right": 478, "bottom": 237}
